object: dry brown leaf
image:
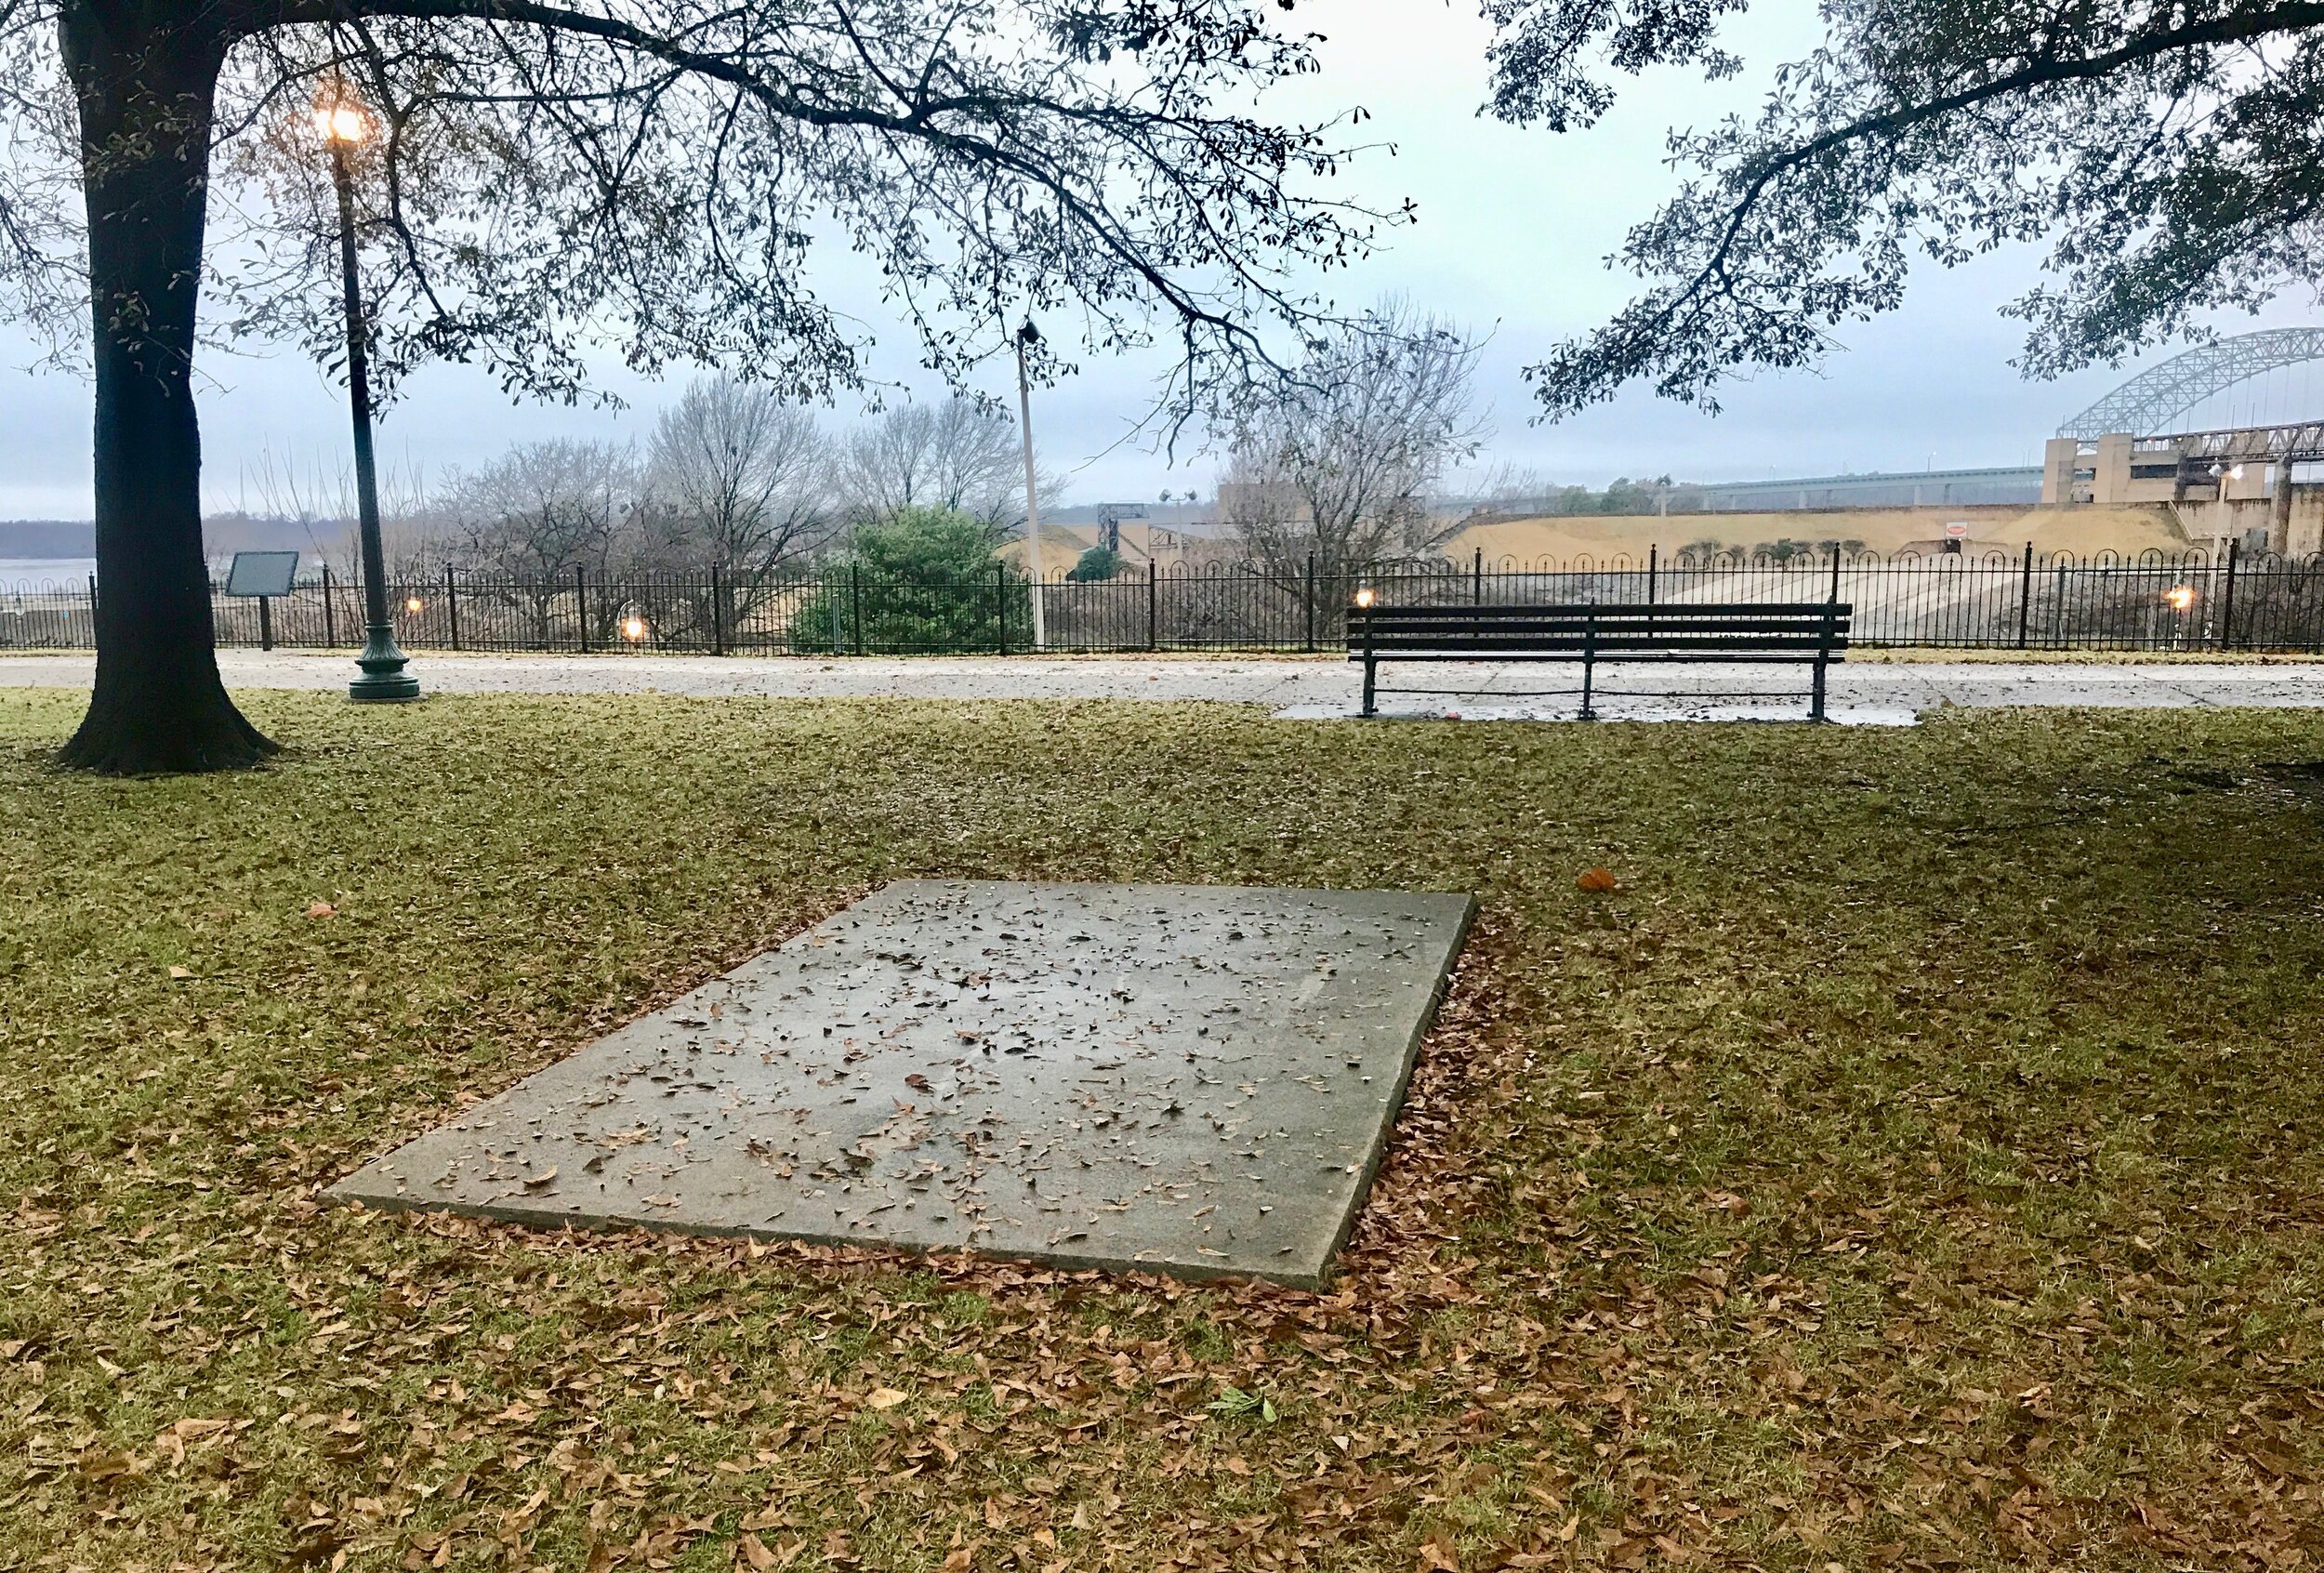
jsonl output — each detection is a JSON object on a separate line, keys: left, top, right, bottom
{"left": 1576, "top": 866, "right": 1618, "bottom": 892}
{"left": 305, "top": 900, "right": 337, "bottom": 919}
{"left": 166, "top": 965, "right": 192, "bottom": 980}
{"left": 865, "top": 1386, "right": 907, "bottom": 1410}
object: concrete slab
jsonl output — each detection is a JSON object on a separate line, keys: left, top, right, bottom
{"left": 332, "top": 879, "right": 1475, "bottom": 1287}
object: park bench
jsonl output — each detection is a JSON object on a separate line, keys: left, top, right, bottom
{"left": 1347, "top": 601, "right": 1854, "bottom": 720}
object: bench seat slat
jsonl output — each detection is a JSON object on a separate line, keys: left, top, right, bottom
{"left": 1355, "top": 622, "right": 1850, "bottom": 641}
{"left": 1352, "top": 636, "right": 1852, "bottom": 651}
{"left": 1355, "top": 639, "right": 1851, "bottom": 654}
{"left": 1353, "top": 601, "right": 1842, "bottom": 618}
{"left": 1357, "top": 645, "right": 1841, "bottom": 659}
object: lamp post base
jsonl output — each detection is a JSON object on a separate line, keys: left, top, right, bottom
{"left": 349, "top": 624, "right": 422, "bottom": 703}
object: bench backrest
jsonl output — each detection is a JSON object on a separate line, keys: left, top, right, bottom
{"left": 1348, "top": 601, "right": 1852, "bottom": 655}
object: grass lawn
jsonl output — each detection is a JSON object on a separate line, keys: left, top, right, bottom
{"left": 3, "top": 689, "right": 2322, "bottom": 1572}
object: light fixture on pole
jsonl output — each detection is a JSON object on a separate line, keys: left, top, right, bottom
{"left": 317, "top": 95, "right": 420, "bottom": 704}
{"left": 1014, "top": 318, "right": 1047, "bottom": 652}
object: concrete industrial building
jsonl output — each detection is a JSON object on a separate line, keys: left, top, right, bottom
{"left": 2042, "top": 426, "right": 2324, "bottom": 556}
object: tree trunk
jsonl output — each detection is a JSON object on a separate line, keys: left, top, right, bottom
{"left": 56, "top": 5, "right": 274, "bottom": 773}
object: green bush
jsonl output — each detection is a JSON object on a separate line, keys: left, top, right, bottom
{"left": 1066, "top": 545, "right": 1123, "bottom": 582}
{"left": 792, "top": 507, "right": 1034, "bottom": 653}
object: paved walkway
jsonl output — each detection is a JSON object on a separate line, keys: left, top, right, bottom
{"left": 7, "top": 650, "right": 2324, "bottom": 721}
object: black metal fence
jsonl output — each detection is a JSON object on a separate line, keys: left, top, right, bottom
{"left": 6, "top": 546, "right": 2324, "bottom": 654}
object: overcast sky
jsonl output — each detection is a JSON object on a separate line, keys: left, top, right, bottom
{"left": 3, "top": 0, "right": 2320, "bottom": 520}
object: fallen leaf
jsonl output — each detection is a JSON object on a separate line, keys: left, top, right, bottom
{"left": 865, "top": 1387, "right": 907, "bottom": 1410}
{"left": 167, "top": 966, "right": 192, "bottom": 981}
{"left": 305, "top": 901, "right": 337, "bottom": 919}
{"left": 1576, "top": 866, "right": 1618, "bottom": 892}
{"left": 522, "top": 1167, "right": 558, "bottom": 1190}
{"left": 75, "top": 1449, "right": 141, "bottom": 1481}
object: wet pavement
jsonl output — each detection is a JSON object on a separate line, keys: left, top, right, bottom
{"left": 333, "top": 879, "right": 1475, "bottom": 1287}
{"left": 7, "top": 650, "right": 2324, "bottom": 721}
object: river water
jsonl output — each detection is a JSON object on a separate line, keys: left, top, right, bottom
{"left": 0, "top": 559, "right": 97, "bottom": 590}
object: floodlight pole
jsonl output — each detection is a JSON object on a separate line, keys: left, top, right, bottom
{"left": 1015, "top": 320, "right": 1047, "bottom": 651}
{"left": 328, "top": 117, "right": 419, "bottom": 703}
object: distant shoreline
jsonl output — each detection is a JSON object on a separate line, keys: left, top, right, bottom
{"left": 1, "top": 557, "right": 98, "bottom": 586}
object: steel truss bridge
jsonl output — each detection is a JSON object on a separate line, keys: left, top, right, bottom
{"left": 2060, "top": 329, "right": 2324, "bottom": 439}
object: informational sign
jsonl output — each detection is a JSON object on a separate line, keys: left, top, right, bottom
{"left": 1943, "top": 521, "right": 1970, "bottom": 540}
{"left": 224, "top": 549, "right": 299, "bottom": 598}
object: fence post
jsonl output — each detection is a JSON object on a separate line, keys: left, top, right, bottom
{"left": 709, "top": 563, "right": 726, "bottom": 655}
{"left": 575, "top": 563, "right": 588, "bottom": 653}
{"left": 1472, "top": 547, "right": 1484, "bottom": 606}
{"left": 1146, "top": 562, "right": 1158, "bottom": 653}
{"left": 445, "top": 564, "right": 461, "bottom": 652}
{"left": 1646, "top": 543, "right": 1658, "bottom": 605}
{"left": 1304, "top": 553, "right": 1316, "bottom": 653}
{"left": 258, "top": 595, "right": 273, "bottom": 651}
{"left": 321, "top": 566, "right": 334, "bottom": 648}
{"left": 1828, "top": 543, "right": 1842, "bottom": 603}
{"left": 850, "top": 564, "right": 865, "bottom": 655}
{"left": 87, "top": 573, "right": 99, "bottom": 640}
{"left": 996, "top": 562, "right": 1008, "bottom": 655}
{"left": 2016, "top": 541, "right": 2033, "bottom": 648}
{"left": 2220, "top": 539, "right": 2239, "bottom": 650}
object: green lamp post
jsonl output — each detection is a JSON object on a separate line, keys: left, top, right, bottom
{"left": 318, "top": 97, "right": 420, "bottom": 704}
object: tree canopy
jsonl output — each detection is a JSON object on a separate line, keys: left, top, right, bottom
{"left": 1483, "top": 0, "right": 2324, "bottom": 415}
{"left": 4, "top": 0, "right": 1382, "bottom": 403}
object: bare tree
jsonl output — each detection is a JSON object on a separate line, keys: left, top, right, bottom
{"left": 833, "top": 399, "right": 1037, "bottom": 535}
{"left": 1220, "top": 298, "right": 1487, "bottom": 605}
{"left": 1446, "top": 460, "right": 1551, "bottom": 522}
{"left": 443, "top": 439, "right": 640, "bottom": 642}
{"left": 237, "top": 447, "right": 453, "bottom": 579}
{"left": 0, "top": 0, "right": 1395, "bottom": 772}
{"left": 644, "top": 375, "right": 831, "bottom": 633}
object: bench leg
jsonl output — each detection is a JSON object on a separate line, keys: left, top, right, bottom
{"left": 1361, "top": 652, "right": 1377, "bottom": 719}
{"left": 1811, "top": 654, "right": 1829, "bottom": 722}
{"left": 1579, "top": 649, "right": 1597, "bottom": 720}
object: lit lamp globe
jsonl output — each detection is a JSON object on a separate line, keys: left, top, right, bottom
{"left": 315, "top": 104, "right": 369, "bottom": 145}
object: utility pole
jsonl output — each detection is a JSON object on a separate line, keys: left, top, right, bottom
{"left": 1014, "top": 320, "right": 1047, "bottom": 651}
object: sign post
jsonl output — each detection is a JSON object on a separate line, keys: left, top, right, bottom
{"left": 224, "top": 550, "right": 300, "bottom": 651}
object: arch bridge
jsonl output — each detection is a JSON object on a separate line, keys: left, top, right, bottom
{"left": 2057, "top": 328, "right": 2324, "bottom": 440}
